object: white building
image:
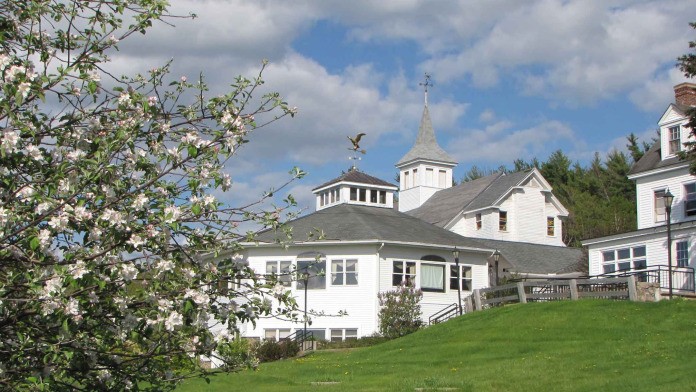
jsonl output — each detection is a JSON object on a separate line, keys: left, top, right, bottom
{"left": 232, "top": 101, "right": 583, "bottom": 343}
{"left": 583, "top": 83, "right": 696, "bottom": 294}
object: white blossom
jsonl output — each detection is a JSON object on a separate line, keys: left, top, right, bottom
{"left": 16, "top": 185, "right": 34, "bottom": 199}
{"left": 65, "top": 298, "right": 82, "bottom": 321}
{"left": 37, "top": 229, "right": 51, "bottom": 248}
{"left": 66, "top": 149, "right": 86, "bottom": 162}
{"left": 48, "top": 214, "right": 69, "bottom": 231}
{"left": 72, "top": 205, "right": 93, "bottom": 222}
{"left": 71, "top": 261, "right": 88, "bottom": 279}
{"left": 163, "top": 205, "right": 181, "bottom": 224}
{"left": 88, "top": 70, "right": 100, "bottom": 82}
{"left": 120, "top": 263, "right": 138, "bottom": 282}
{"left": 126, "top": 235, "right": 144, "bottom": 249}
{"left": 0, "top": 207, "right": 8, "bottom": 225}
{"left": 42, "top": 276, "right": 63, "bottom": 297}
{"left": 24, "top": 145, "right": 43, "bottom": 161}
{"left": 184, "top": 289, "right": 209, "bottom": 306}
{"left": 100, "top": 208, "right": 126, "bottom": 227}
{"left": 17, "top": 82, "right": 31, "bottom": 98}
{"left": 155, "top": 259, "right": 174, "bottom": 274}
{"left": 165, "top": 311, "right": 183, "bottom": 331}
{"left": 131, "top": 194, "right": 148, "bottom": 210}
{"left": 1, "top": 129, "right": 19, "bottom": 153}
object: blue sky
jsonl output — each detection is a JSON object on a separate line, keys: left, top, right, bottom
{"left": 110, "top": 0, "right": 696, "bottom": 214}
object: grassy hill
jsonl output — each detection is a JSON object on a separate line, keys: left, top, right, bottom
{"left": 178, "top": 300, "right": 696, "bottom": 391}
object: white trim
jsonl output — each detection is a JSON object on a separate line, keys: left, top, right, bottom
{"left": 627, "top": 162, "right": 690, "bottom": 180}
{"left": 313, "top": 181, "right": 397, "bottom": 194}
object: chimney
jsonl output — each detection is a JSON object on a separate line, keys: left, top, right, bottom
{"left": 674, "top": 82, "right": 696, "bottom": 107}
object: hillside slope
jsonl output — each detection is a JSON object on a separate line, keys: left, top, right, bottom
{"left": 180, "top": 300, "right": 696, "bottom": 392}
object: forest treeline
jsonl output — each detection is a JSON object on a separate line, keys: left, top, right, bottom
{"left": 461, "top": 133, "right": 654, "bottom": 247}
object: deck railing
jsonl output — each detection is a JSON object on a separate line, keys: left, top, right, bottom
{"left": 595, "top": 265, "right": 695, "bottom": 293}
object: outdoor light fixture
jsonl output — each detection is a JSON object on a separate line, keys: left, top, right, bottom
{"left": 452, "top": 247, "right": 462, "bottom": 315}
{"left": 663, "top": 189, "right": 674, "bottom": 299}
{"left": 492, "top": 249, "right": 502, "bottom": 286}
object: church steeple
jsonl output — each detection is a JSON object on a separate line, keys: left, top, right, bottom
{"left": 396, "top": 74, "right": 457, "bottom": 212}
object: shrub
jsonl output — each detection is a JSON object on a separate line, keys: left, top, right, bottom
{"left": 256, "top": 339, "right": 300, "bottom": 363}
{"left": 216, "top": 339, "right": 258, "bottom": 371}
{"left": 317, "top": 334, "right": 390, "bottom": 350}
{"left": 378, "top": 284, "right": 424, "bottom": 339}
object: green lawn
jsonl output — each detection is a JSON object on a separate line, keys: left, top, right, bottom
{"left": 178, "top": 300, "right": 696, "bottom": 391}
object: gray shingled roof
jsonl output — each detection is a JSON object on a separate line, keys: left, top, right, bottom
{"left": 407, "top": 170, "right": 532, "bottom": 227}
{"left": 396, "top": 105, "right": 456, "bottom": 166}
{"left": 253, "top": 203, "right": 489, "bottom": 250}
{"left": 313, "top": 169, "right": 397, "bottom": 191}
{"left": 628, "top": 141, "right": 687, "bottom": 176}
{"left": 474, "top": 238, "right": 585, "bottom": 274}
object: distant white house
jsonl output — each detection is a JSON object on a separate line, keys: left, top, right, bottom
{"left": 583, "top": 83, "right": 696, "bottom": 294}
{"left": 226, "top": 99, "right": 583, "bottom": 344}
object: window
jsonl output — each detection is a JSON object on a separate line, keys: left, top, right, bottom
{"left": 420, "top": 264, "right": 445, "bottom": 292}
{"left": 330, "top": 328, "right": 358, "bottom": 342}
{"left": 392, "top": 261, "right": 416, "bottom": 286}
{"left": 305, "top": 329, "right": 326, "bottom": 341}
{"left": 266, "top": 260, "right": 292, "bottom": 286}
{"left": 547, "top": 217, "right": 555, "bottom": 236}
{"left": 331, "top": 259, "right": 358, "bottom": 285}
{"left": 404, "top": 171, "right": 410, "bottom": 189}
{"left": 359, "top": 188, "right": 366, "bottom": 202}
{"left": 601, "top": 246, "right": 646, "bottom": 274}
{"left": 499, "top": 211, "right": 507, "bottom": 231}
{"left": 475, "top": 213, "right": 482, "bottom": 230}
{"left": 297, "top": 259, "right": 326, "bottom": 290}
{"left": 654, "top": 189, "right": 666, "bottom": 222}
{"left": 438, "top": 170, "right": 446, "bottom": 188}
{"left": 350, "top": 187, "right": 357, "bottom": 201}
{"left": 677, "top": 241, "right": 689, "bottom": 267}
{"left": 669, "top": 125, "right": 681, "bottom": 154}
{"left": 426, "top": 168, "right": 434, "bottom": 186}
{"left": 264, "top": 328, "right": 290, "bottom": 341}
{"left": 370, "top": 189, "right": 377, "bottom": 203}
{"left": 450, "top": 265, "right": 472, "bottom": 291}
{"left": 217, "top": 276, "right": 240, "bottom": 295}
{"left": 319, "top": 193, "right": 325, "bottom": 207}
{"left": 330, "top": 189, "right": 335, "bottom": 203}
{"left": 685, "top": 183, "right": 696, "bottom": 216}
{"left": 413, "top": 168, "right": 418, "bottom": 186}
{"left": 379, "top": 190, "right": 386, "bottom": 204}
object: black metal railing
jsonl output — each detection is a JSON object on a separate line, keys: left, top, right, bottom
{"left": 428, "top": 302, "right": 460, "bottom": 325}
{"left": 596, "top": 265, "right": 695, "bottom": 293}
{"left": 284, "top": 330, "right": 314, "bottom": 351}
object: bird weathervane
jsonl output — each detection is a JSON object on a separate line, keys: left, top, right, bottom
{"left": 419, "top": 72, "right": 433, "bottom": 106}
{"left": 347, "top": 132, "right": 366, "bottom": 169}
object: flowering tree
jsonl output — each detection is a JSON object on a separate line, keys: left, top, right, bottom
{"left": 0, "top": 0, "right": 303, "bottom": 390}
{"left": 377, "top": 284, "right": 423, "bottom": 339}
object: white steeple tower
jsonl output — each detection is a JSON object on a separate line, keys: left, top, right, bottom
{"left": 396, "top": 74, "right": 457, "bottom": 212}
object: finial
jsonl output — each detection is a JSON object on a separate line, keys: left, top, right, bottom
{"left": 419, "top": 72, "right": 433, "bottom": 106}
{"left": 347, "top": 132, "right": 367, "bottom": 169}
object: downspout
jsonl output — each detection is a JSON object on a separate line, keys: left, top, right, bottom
{"left": 376, "top": 242, "right": 385, "bottom": 334}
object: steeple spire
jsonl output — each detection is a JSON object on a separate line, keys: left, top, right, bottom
{"left": 419, "top": 73, "right": 433, "bottom": 107}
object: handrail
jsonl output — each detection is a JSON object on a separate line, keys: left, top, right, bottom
{"left": 428, "top": 303, "right": 459, "bottom": 325}
{"left": 594, "top": 265, "right": 695, "bottom": 293}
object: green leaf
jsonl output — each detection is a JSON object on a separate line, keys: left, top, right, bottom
{"left": 29, "top": 237, "right": 40, "bottom": 251}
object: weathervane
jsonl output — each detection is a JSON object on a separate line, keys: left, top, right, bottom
{"left": 347, "top": 132, "right": 366, "bottom": 170}
{"left": 419, "top": 72, "right": 433, "bottom": 106}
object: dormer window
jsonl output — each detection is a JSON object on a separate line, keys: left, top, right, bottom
{"left": 669, "top": 125, "right": 681, "bottom": 155}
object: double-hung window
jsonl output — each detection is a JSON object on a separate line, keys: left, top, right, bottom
{"left": 499, "top": 211, "right": 507, "bottom": 231}
{"left": 297, "top": 258, "right": 326, "bottom": 290}
{"left": 392, "top": 261, "right": 416, "bottom": 286}
{"left": 685, "top": 184, "right": 696, "bottom": 217}
{"left": 449, "top": 265, "right": 472, "bottom": 291}
{"left": 654, "top": 189, "right": 666, "bottom": 222}
{"left": 330, "top": 328, "right": 358, "bottom": 342}
{"left": 420, "top": 263, "right": 445, "bottom": 292}
{"left": 669, "top": 125, "right": 681, "bottom": 154}
{"left": 547, "top": 217, "right": 555, "bottom": 236}
{"left": 677, "top": 241, "right": 689, "bottom": 268}
{"left": 266, "top": 260, "right": 292, "bottom": 287}
{"left": 475, "top": 213, "right": 482, "bottom": 230}
{"left": 264, "top": 328, "right": 290, "bottom": 342}
{"left": 331, "top": 259, "right": 358, "bottom": 285}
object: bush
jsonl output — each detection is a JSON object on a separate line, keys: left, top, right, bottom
{"left": 378, "top": 284, "right": 424, "bottom": 339}
{"left": 317, "top": 334, "right": 390, "bottom": 350}
{"left": 256, "top": 339, "right": 300, "bottom": 363}
{"left": 216, "top": 339, "right": 258, "bottom": 371}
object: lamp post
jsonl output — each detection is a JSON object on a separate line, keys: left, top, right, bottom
{"left": 663, "top": 189, "right": 674, "bottom": 299}
{"left": 301, "top": 271, "right": 310, "bottom": 342}
{"left": 453, "top": 247, "right": 461, "bottom": 315}
{"left": 492, "top": 250, "right": 502, "bottom": 286}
